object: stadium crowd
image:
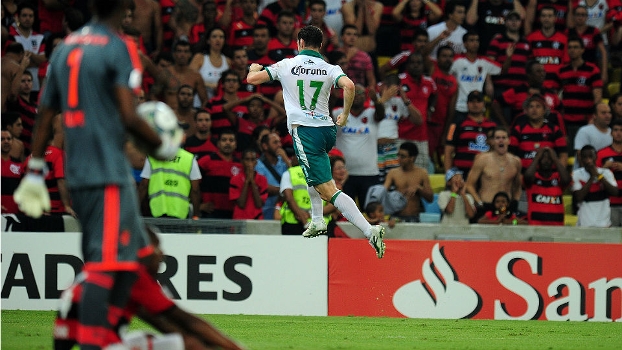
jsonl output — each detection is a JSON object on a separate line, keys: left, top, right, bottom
{"left": 3, "top": 0, "right": 622, "bottom": 229}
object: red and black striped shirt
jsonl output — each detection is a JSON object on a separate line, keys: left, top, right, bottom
{"left": 487, "top": 33, "right": 530, "bottom": 91}
{"left": 445, "top": 117, "right": 497, "bottom": 174}
{"left": 566, "top": 26, "right": 603, "bottom": 65}
{"left": 197, "top": 152, "right": 242, "bottom": 218}
{"left": 596, "top": 146, "right": 622, "bottom": 206}
{"left": 556, "top": 62, "right": 602, "bottom": 124}
{"left": 526, "top": 30, "right": 569, "bottom": 90}
{"left": 525, "top": 171, "right": 565, "bottom": 226}
{"left": 509, "top": 120, "right": 567, "bottom": 171}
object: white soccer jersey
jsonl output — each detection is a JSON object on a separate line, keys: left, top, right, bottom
{"left": 266, "top": 50, "right": 345, "bottom": 132}
{"left": 450, "top": 55, "right": 502, "bottom": 112}
{"left": 572, "top": 167, "right": 616, "bottom": 227}
{"left": 333, "top": 106, "right": 379, "bottom": 176}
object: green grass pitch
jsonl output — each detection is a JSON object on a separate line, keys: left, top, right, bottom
{"left": 2, "top": 310, "right": 621, "bottom": 349}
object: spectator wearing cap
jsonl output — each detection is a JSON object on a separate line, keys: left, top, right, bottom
{"left": 444, "top": 90, "right": 498, "bottom": 178}
{"left": 465, "top": 0, "right": 526, "bottom": 55}
{"left": 509, "top": 93, "right": 568, "bottom": 173}
{"left": 449, "top": 31, "right": 502, "bottom": 122}
{"left": 437, "top": 167, "right": 476, "bottom": 225}
{"left": 486, "top": 10, "right": 530, "bottom": 126}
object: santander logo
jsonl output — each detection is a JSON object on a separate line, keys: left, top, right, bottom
{"left": 393, "top": 243, "right": 481, "bottom": 319}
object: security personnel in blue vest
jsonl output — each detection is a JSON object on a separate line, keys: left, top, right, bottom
{"left": 139, "top": 148, "right": 202, "bottom": 219}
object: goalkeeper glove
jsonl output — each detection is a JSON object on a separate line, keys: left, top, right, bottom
{"left": 14, "top": 157, "right": 51, "bottom": 218}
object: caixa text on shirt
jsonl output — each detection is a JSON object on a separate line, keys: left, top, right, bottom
{"left": 0, "top": 253, "right": 253, "bottom": 302}
{"left": 291, "top": 66, "right": 327, "bottom": 76}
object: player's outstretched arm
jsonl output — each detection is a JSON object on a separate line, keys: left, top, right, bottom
{"left": 247, "top": 63, "right": 270, "bottom": 85}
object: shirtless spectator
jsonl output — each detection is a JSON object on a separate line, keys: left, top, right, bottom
{"left": 1, "top": 43, "right": 29, "bottom": 113}
{"left": 466, "top": 127, "right": 522, "bottom": 221}
{"left": 162, "top": 40, "right": 208, "bottom": 110}
{"left": 132, "top": 0, "right": 163, "bottom": 56}
{"left": 383, "top": 142, "right": 434, "bottom": 222}
{"left": 174, "top": 85, "right": 198, "bottom": 136}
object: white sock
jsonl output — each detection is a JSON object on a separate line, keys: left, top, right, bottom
{"left": 332, "top": 190, "right": 373, "bottom": 237}
{"left": 308, "top": 185, "right": 324, "bottom": 222}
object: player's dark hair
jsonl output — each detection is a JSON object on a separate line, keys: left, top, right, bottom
{"left": 298, "top": 25, "right": 323, "bottom": 48}
{"left": 64, "top": 7, "right": 86, "bottom": 32}
{"left": 400, "top": 141, "right": 419, "bottom": 158}
{"left": 90, "top": 0, "right": 132, "bottom": 20}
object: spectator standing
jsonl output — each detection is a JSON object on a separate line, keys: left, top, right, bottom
{"left": 1, "top": 42, "right": 30, "bottom": 113}
{"left": 398, "top": 52, "right": 437, "bottom": 171}
{"left": 338, "top": 24, "right": 376, "bottom": 90}
{"left": 596, "top": 119, "right": 622, "bottom": 226}
{"left": 449, "top": 31, "right": 502, "bottom": 121}
{"left": 341, "top": 0, "right": 383, "bottom": 56}
{"left": 572, "top": 145, "right": 618, "bottom": 227}
{"left": 9, "top": 3, "right": 46, "bottom": 101}
{"left": 574, "top": 103, "right": 612, "bottom": 168}
{"left": 524, "top": 0, "right": 570, "bottom": 35}
{"left": 230, "top": 148, "right": 268, "bottom": 219}
{"left": 429, "top": 45, "right": 458, "bottom": 170}
{"left": 465, "top": 0, "right": 525, "bottom": 55}
{"left": 226, "top": 0, "right": 259, "bottom": 49}
{"left": 2, "top": 112, "right": 24, "bottom": 161}
{"left": 173, "top": 85, "right": 198, "bottom": 136}
{"left": 426, "top": 1, "right": 467, "bottom": 59}
{"left": 566, "top": 5, "right": 608, "bottom": 85}
{"left": 375, "top": 74, "right": 407, "bottom": 183}
{"left": 246, "top": 24, "right": 280, "bottom": 101}
{"left": 205, "top": 70, "right": 246, "bottom": 139}
{"left": 556, "top": 36, "right": 603, "bottom": 145}
{"left": 486, "top": 10, "right": 531, "bottom": 126}
{"left": 267, "top": 11, "right": 299, "bottom": 62}
{"left": 437, "top": 167, "right": 476, "bottom": 225}
{"left": 392, "top": 0, "right": 443, "bottom": 53}
{"left": 444, "top": 90, "right": 497, "bottom": 176}
{"left": 334, "top": 84, "right": 385, "bottom": 208}
{"left": 509, "top": 94, "right": 568, "bottom": 173}
{"left": 14, "top": 1, "right": 181, "bottom": 348}
{"left": 526, "top": 6, "right": 569, "bottom": 90}
{"left": 523, "top": 147, "right": 570, "bottom": 226}
{"left": 184, "top": 109, "right": 218, "bottom": 159}
{"left": 230, "top": 47, "right": 259, "bottom": 99}
{"left": 258, "top": 0, "right": 303, "bottom": 37}
{"left": 189, "top": 27, "right": 232, "bottom": 103}
{"left": 383, "top": 141, "right": 434, "bottom": 222}
{"left": 131, "top": 0, "right": 163, "bottom": 55}
{"left": 5, "top": 71, "right": 36, "bottom": 155}
{"left": 1, "top": 129, "right": 22, "bottom": 214}
{"left": 197, "top": 129, "right": 242, "bottom": 218}
{"left": 162, "top": 40, "right": 208, "bottom": 110}
{"left": 139, "top": 148, "right": 202, "bottom": 219}
{"left": 256, "top": 132, "right": 290, "bottom": 220}
{"left": 493, "top": 60, "right": 562, "bottom": 126}
{"left": 466, "top": 127, "right": 522, "bottom": 220}
{"left": 378, "top": 28, "right": 431, "bottom": 78}
{"left": 305, "top": 0, "right": 339, "bottom": 54}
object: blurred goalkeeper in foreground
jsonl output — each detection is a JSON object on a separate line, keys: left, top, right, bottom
{"left": 13, "top": 0, "right": 179, "bottom": 348}
{"left": 54, "top": 226, "right": 245, "bottom": 350}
